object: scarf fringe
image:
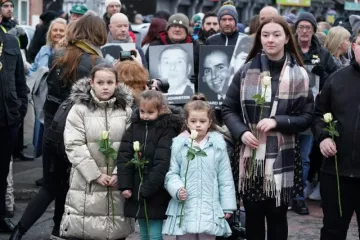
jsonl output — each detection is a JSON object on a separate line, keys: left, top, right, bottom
{"left": 239, "top": 157, "right": 293, "bottom": 206}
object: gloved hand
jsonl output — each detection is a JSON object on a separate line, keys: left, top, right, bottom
{"left": 7, "top": 26, "right": 26, "bottom": 37}
{"left": 311, "top": 65, "right": 325, "bottom": 77}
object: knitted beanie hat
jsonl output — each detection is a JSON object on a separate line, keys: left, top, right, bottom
{"left": 217, "top": 0, "right": 238, "bottom": 24}
{"left": 167, "top": 13, "right": 190, "bottom": 33}
{"left": 0, "top": 0, "right": 14, "bottom": 6}
{"left": 295, "top": 12, "right": 317, "bottom": 31}
{"left": 105, "top": 0, "right": 121, "bottom": 8}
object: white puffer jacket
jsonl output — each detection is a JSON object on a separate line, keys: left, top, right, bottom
{"left": 60, "top": 78, "right": 134, "bottom": 240}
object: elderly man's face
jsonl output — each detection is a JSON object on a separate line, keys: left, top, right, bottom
{"left": 110, "top": 18, "right": 129, "bottom": 40}
{"left": 203, "top": 51, "right": 229, "bottom": 94}
{"left": 158, "top": 48, "right": 190, "bottom": 89}
{"left": 168, "top": 25, "right": 187, "bottom": 42}
{"left": 296, "top": 20, "right": 314, "bottom": 43}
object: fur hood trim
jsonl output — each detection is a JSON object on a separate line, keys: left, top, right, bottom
{"left": 68, "top": 77, "right": 133, "bottom": 111}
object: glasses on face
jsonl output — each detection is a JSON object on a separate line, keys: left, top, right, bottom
{"left": 297, "top": 25, "right": 313, "bottom": 32}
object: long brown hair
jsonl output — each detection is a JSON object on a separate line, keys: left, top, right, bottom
{"left": 246, "top": 16, "right": 303, "bottom": 66}
{"left": 54, "top": 14, "right": 107, "bottom": 86}
{"left": 141, "top": 17, "right": 167, "bottom": 46}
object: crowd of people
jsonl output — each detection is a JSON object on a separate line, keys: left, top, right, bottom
{"left": 0, "top": 0, "right": 360, "bottom": 239}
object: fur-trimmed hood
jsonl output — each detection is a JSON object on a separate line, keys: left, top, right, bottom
{"left": 68, "top": 77, "right": 133, "bottom": 111}
{"left": 131, "top": 105, "right": 184, "bottom": 132}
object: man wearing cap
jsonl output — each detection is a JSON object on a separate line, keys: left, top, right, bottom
{"left": 69, "top": 4, "right": 87, "bottom": 22}
{"left": 103, "top": 0, "right": 121, "bottom": 32}
{"left": 206, "top": 1, "right": 243, "bottom": 46}
{"left": 145, "top": 13, "right": 199, "bottom": 91}
{"left": 290, "top": 12, "right": 338, "bottom": 216}
{"left": 0, "top": 0, "right": 16, "bottom": 32}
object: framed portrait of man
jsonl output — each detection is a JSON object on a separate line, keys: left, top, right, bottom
{"left": 198, "top": 45, "right": 235, "bottom": 108}
{"left": 149, "top": 43, "right": 194, "bottom": 104}
{"left": 101, "top": 43, "right": 136, "bottom": 64}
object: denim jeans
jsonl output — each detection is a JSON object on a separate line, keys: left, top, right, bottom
{"left": 295, "top": 134, "right": 313, "bottom": 200}
{"left": 138, "top": 219, "right": 163, "bottom": 240}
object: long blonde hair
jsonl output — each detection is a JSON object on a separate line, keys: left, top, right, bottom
{"left": 324, "top": 26, "right": 350, "bottom": 56}
{"left": 46, "top": 18, "right": 67, "bottom": 46}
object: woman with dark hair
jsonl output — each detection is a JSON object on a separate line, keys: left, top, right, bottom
{"left": 141, "top": 17, "right": 167, "bottom": 53}
{"left": 10, "top": 14, "right": 109, "bottom": 240}
{"left": 222, "top": 16, "right": 314, "bottom": 240}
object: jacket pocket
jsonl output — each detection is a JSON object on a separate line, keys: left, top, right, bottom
{"left": 3, "top": 48, "right": 18, "bottom": 72}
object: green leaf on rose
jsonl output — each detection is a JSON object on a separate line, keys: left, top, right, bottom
{"left": 187, "top": 151, "right": 195, "bottom": 161}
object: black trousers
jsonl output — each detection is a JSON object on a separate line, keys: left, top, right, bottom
{"left": 18, "top": 115, "right": 69, "bottom": 232}
{"left": 243, "top": 199, "right": 288, "bottom": 240}
{"left": 0, "top": 126, "right": 19, "bottom": 217}
{"left": 320, "top": 172, "right": 360, "bottom": 240}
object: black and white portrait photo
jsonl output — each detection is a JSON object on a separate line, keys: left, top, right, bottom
{"left": 101, "top": 43, "right": 136, "bottom": 64}
{"left": 199, "top": 45, "right": 234, "bottom": 107}
{"left": 149, "top": 44, "right": 194, "bottom": 104}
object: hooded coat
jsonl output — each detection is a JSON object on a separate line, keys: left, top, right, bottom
{"left": 60, "top": 78, "right": 134, "bottom": 240}
{"left": 117, "top": 107, "right": 184, "bottom": 220}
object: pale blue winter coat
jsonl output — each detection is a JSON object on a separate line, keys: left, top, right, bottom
{"left": 162, "top": 131, "right": 237, "bottom": 237}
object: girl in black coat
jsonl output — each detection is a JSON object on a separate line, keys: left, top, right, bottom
{"left": 117, "top": 90, "right": 183, "bottom": 240}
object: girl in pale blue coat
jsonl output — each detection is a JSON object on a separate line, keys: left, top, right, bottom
{"left": 163, "top": 95, "right": 237, "bottom": 240}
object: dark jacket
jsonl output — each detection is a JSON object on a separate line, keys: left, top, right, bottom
{"left": 312, "top": 60, "right": 360, "bottom": 178}
{"left": 28, "top": 11, "right": 58, "bottom": 62}
{"left": 117, "top": 107, "right": 183, "bottom": 220}
{"left": 0, "top": 31, "right": 27, "bottom": 127}
{"left": 298, "top": 35, "right": 338, "bottom": 90}
{"left": 205, "top": 30, "right": 240, "bottom": 46}
{"left": 0, "top": 17, "right": 17, "bottom": 32}
{"left": 222, "top": 57, "right": 314, "bottom": 141}
{"left": 44, "top": 51, "right": 107, "bottom": 121}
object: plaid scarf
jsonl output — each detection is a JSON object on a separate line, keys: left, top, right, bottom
{"left": 239, "top": 52, "right": 309, "bottom": 206}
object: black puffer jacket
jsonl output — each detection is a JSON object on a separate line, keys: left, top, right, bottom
{"left": 117, "top": 107, "right": 183, "bottom": 220}
{"left": 205, "top": 30, "right": 240, "bottom": 46}
{"left": 0, "top": 30, "right": 27, "bottom": 127}
{"left": 44, "top": 51, "right": 107, "bottom": 121}
{"left": 312, "top": 60, "right": 360, "bottom": 178}
{"left": 298, "top": 35, "right": 338, "bottom": 90}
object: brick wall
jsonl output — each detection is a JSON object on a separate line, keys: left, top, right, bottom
{"left": 29, "top": 0, "right": 43, "bottom": 26}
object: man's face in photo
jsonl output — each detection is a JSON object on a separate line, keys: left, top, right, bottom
{"left": 158, "top": 48, "right": 191, "bottom": 89}
{"left": 203, "top": 51, "right": 230, "bottom": 94}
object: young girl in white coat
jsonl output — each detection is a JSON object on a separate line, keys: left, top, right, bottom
{"left": 163, "top": 94, "right": 237, "bottom": 240}
{"left": 60, "top": 64, "right": 134, "bottom": 240}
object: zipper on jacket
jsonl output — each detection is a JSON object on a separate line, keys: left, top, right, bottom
{"left": 225, "top": 36, "right": 228, "bottom": 46}
{"left": 136, "top": 122, "right": 149, "bottom": 217}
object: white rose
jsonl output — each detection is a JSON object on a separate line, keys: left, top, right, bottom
{"left": 262, "top": 76, "right": 272, "bottom": 87}
{"left": 101, "top": 131, "right": 109, "bottom": 140}
{"left": 190, "top": 130, "right": 198, "bottom": 140}
{"left": 133, "top": 141, "right": 140, "bottom": 151}
{"left": 323, "top": 113, "right": 333, "bottom": 123}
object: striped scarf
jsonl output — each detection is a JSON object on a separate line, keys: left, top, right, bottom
{"left": 239, "top": 52, "right": 309, "bottom": 206}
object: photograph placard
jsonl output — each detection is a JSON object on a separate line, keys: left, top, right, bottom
{"left": 149, "top": 43, "right": 194, "bottom": 104}
{"left": 198, "top": 45, "right": 235, "bottom": 108}
{"left": 101, "top": 43, "right": 136, "bottom": 64}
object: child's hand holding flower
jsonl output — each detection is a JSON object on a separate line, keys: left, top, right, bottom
{"left": 178, "top": 188, "right": 187, "bottom": 201}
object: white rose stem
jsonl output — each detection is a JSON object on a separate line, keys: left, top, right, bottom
{"left": 179, "top": 138, "right": 194, "bottom": 227}
{"left": 330, "top": 121, "right": 342, "bottom": 217}
{"left": 250, "top": 84, "right": 268, "bottom": 177}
